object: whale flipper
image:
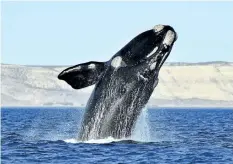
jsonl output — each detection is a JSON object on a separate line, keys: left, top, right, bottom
{"left": 58, "top": 61, "right": 105, "bottom": 89}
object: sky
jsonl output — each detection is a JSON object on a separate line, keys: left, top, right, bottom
{"left": 2, "top": 1, "right": 233, "bottom": 65}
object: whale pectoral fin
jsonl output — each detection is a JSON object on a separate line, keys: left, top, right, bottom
{"left": 58, "top": 61, "right": 105, "bottom": 89}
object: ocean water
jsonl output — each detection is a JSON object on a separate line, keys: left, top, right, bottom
{"left": 1, "top": 107, "right": 233, "bottom": 164}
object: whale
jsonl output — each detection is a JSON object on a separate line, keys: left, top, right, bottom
{"left": 58, "top": 25, "right": 177, "bottom": 141}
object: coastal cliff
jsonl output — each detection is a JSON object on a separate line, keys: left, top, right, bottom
{"left": 1, "top": 62, "right": 233, "bottom": 107}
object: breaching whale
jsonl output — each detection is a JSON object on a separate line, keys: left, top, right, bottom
{"left": 58, "top": 25, "right": 177, "bottom": 141}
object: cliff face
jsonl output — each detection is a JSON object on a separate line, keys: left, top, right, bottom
{"left": 1, "top": 62, "right": 233, "bottom": 107}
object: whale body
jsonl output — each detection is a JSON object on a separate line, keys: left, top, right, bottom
{"left": 58, "top": 25, "right": 177, "bottom": 141}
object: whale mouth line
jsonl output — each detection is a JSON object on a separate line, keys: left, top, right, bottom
{"left": 147, "top": 29, "right": 176, "bottom": 71}
{"left": 147, "top": 45, "right": 169, "bottom": 71}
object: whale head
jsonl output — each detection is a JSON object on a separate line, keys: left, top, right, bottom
{"left": 111, "top": 24, "right": 177, "bottom": 72}
{"left": 108, "top": 24, "right": 177, "bottom": 89}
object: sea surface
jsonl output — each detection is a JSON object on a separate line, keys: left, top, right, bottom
{"left": 1, "top": 107, "right": 233, "bottom": 164}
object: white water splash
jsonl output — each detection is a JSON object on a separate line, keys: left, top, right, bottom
{"left": 64, "top": 137, "right": 121, "bottom": 144}
{"left": 131, "top": 106, "right": 151, "bottom": 142}
{"left": 64, "top": 106, "right": 151, "bottom": 144}
{"left": 64, "top": 138, "right": 79, "bottom": 144}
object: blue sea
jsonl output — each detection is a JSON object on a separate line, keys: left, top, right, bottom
{"left": 1, "top": 107, "right": 233, "bottom": 164}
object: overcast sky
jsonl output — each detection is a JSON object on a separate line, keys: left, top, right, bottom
{"left": 2, "top": 1, "right": 233, "bottom": 65}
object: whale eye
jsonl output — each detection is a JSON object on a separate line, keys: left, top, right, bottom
{"left": 153, "top": 24, "right": 164, "bottom": 32}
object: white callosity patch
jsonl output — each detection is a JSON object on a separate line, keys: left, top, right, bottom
{"left": 111, "top": 56, "right": 122, "bottom": 68}
{"left": 88, "top": 64, "right": 95, "bottom": 69}
{"left": 158, "top": 52, "right": 168, "bottom": 69}
{"left": 147, "top": 47, "right": 158, "bottom": 58}
{"left": 153, "top": 24, "right": 164, "bottom": 32}
{"left": 163, "top": 30, "right": 175, "bottom": 46}
{"left": 64, "top": 66, "right": 81, "bottom": 73}
{"left": 137, "top": 72, "right": 148, "bottom": 81}
{"left": 150, "top": 62, "right": 157, "bottom": 70}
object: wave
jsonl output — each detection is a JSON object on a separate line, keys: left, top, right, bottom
{"left": 64, "top": 107, "right": 152, "bottom": 144}
{"left": 63, "top": 137, "right": 151, "bottom": 144}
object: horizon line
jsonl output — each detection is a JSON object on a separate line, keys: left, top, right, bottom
{"left": 1, "top": 61, "right": 233, "bottom": 67}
